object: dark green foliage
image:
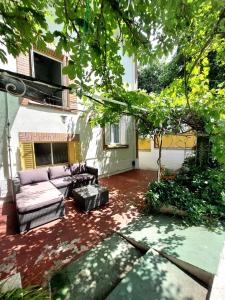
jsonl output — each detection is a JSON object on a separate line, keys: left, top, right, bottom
{"left": 145, "top": 158, "right": 225, "bottom": 226}
{"left": 138, "top": 50, "right": 225, "bottom": 95}
{"left": 138, "top": 53, "right": 184, "bottom": 93}
{"left": 208, "top": 52, "right": 225, "bottom": 89}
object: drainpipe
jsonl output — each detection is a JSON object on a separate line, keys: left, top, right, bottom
{"left": 5, "top": 92, "right": 15, "bottom": 201}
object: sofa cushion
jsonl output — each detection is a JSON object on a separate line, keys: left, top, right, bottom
{"left": 70, "top": 163, "right": 80, "bottom": 175}
{"left": 79, "top": 161, "right": 87, "bottom": 173}
{"left": 16, "top": 183, "right": 63, "bottom": 213}
{"left": 49, "top": 165, "right": 71, "bottom": 179}
{"left": 20, "top": 181, "right": 55, "bottom": 194}
{"left": 50, "top": 176, "right": 72, "bottom": 189}
{"left": 18, "top": 168, "right": 49, "bottom": 186}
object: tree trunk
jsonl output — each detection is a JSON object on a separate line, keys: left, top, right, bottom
{"left": 156, "top": 134, "right": 163, "bottom": 181}
{"left": 195, "top": 134, "right": 212, "bottom": 167}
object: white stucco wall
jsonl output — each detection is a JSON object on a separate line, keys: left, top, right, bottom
{"left": 138, "top": 140, "right": 194, "bottom": 171}
{"left": 9, "top": 105, "right": 136, "bottom": 176}
{"left": 0, "top": 97, "right": 136, "bottom": 198}
{"left": 0, "top": 46, "right": 17, "bottom": 72}
{"left": 0, "top": 44, "right": 137, "bottom": 199}
{"left": 121, "top": 54, "right": 137, "bottom": 90}
{"left": 0, "top": 92, "right": 20, "bottom": 198}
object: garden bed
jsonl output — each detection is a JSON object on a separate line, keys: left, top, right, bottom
{"left": 145, "top": 157, "right": 225, "bottom": 227}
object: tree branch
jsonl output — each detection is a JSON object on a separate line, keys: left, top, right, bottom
{"left": 184, "top": 56, "right": 191, "bottom": 110}
{"left": 63, "top": 0, "right": 80, "bottom": 41}
{"left": 106, "top": 0, "right": 149, "bottom": 46}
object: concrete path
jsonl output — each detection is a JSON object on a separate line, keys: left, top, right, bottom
{"left": 119, "top": 214, "right": 225, "bottom": 284}
{"left": 50, "top": 233, "right": 142, "bottom": 300}
{"left": 50, "top": 214, "right": 225, "bottom": 299}
{"left": 107, "top": 249, "right": 207, "bottom": 300}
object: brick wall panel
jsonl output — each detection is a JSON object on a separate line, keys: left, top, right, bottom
{"left": 16, "top": 53, "right": 31, "bottom": 76}
{"left": 19, "top": 132, "right": 80, "bottom": 142}
{"left": 68, "top": 93, "right": 78, "bottom": 110}
{"left": 16, "top": 53, "right": 31, "bottom": 106}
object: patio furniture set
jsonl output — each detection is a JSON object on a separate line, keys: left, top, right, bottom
{"left": 13, "top": 163, "right": 109, "bottom": 233}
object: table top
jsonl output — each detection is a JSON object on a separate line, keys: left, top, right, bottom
{"left": 73, "top": 184, "right": 108, "bottom": 198}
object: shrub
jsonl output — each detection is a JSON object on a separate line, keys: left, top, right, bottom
{"left": 145, "top": 164, "right": 225, "bottom": 226}
{"left": 146, "top": 181, "right": 194, "bottom": 211}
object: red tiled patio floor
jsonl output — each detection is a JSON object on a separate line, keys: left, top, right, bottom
{"left": 0, "top": 170, "right": 156, "bottom": 287}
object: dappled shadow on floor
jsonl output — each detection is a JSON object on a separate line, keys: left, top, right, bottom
{"left": 119, "top": 214, "right": 187, "bottom": 257}
{"left": 50, "top": 233, "right": 143, "bottom": 300}
{"left": 106, "top": 248, "right": 208, "bottom": 300}
{"left": 0, "top": 170, "right": 157, "bottom": 287}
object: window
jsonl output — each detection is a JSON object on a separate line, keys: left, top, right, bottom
{"left": 104, "top": 116, "right": 129, "bottom": 149}
{"left": 34, "top": 143, "right": 68, "bottom": 166}
{"left": 34, "top": 143, "right": 52, "bottom": 166}
{"left": 110, "top": 124, "right": 120, "bottom": 144}
{"left": 33, "top": 52, "right": 63, "bottom": 106}
{"left": 20, "top": 139, "right": 80, "bottom": 170}
{"left": 52, "top": 143, "right": 68, "bottom": 164}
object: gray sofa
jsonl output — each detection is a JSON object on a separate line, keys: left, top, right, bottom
{"left": 49, "top": 163, "right": 98, "bottom": 197}
{"left": 14, "top": 163, "right": 98, "bottom": 233}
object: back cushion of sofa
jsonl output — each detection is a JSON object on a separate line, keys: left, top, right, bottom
{"left": 79, "top": 161, "right": 87, "bottom": 173}
{"left": 49, "top": 165, "right": 71, "bottom": 179}
{"left": 70, "top": 163, "right": 80, "bottom": 175}
{"left": 18, "top": 168, "right": 49, "bottom": 186}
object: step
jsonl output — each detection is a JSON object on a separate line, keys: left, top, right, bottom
{"left": 0, "top": 273, "right": 22, "bottom": 292}
{"left": 119, "top": 214, "right": 225, "bottom": 285}
{"left": 106, "top": 249, "right": 208, "bottom": 300}
{"left": 50, "top": 233, "right": 142, "bottom": 300}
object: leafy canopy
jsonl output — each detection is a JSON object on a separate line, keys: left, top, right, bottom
{"left": 0, "top": 1, "right": 225, "bottom": 164}
{"left": 1, "top": 0, "right": 224, "bottom": 92}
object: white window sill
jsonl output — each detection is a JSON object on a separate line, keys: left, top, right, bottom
{"left": 104, "top": 144, "right": 129, "bottom": 150}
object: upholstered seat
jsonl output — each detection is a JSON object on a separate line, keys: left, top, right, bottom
{"left": 16, "top": 182, "right": 63, "bottom": 213}
{"left": 50, "top": 176, "right": 72, "bottom": 189}
{"left": 15, "top": 168, "right": 65, "bottom": 232}
{"left": 14, "top": 163, "right": 98, "bottom": 232}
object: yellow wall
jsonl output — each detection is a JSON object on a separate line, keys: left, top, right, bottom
{"left": 154, "top": 134, "right": 196, "bottom": 149}
{"left": 138, "top": 138, "right": 151, "bottom": 151}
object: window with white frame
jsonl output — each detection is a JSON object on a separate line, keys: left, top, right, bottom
{"left": 110, "top": 124, "right": 120, "bottom": 144}
{"left": 105, "top": 116, "right": 128, "bottom": 146}
{"left": 34, "top": 142, "right": 68, "bottom": 166}
{"left": 32, "top": 51, "right": 63, "bottom": 106}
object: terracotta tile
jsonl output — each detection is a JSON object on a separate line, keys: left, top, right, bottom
{"left": 0, "top": 170, "right": 157, "bottom": 286}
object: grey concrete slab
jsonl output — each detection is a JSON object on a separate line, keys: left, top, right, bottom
{"left": 119, "top": 214, "right": 225, "bottom": 277}
{"left": 50, "top": 233, "right": 142, "bottom": 300}
{"left": 0, "top": 273, "right": 22, "bottom": 292}
{"left": 106, "top": 249, "right": 208, "bottom": 300}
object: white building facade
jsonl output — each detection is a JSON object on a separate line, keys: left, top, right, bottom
{"left": 0, "top": 46, "right": 138, "bottom": 200}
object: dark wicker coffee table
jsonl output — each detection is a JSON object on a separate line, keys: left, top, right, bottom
{"left": 72, "top": 185, "right": 109, "bottom": 212}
